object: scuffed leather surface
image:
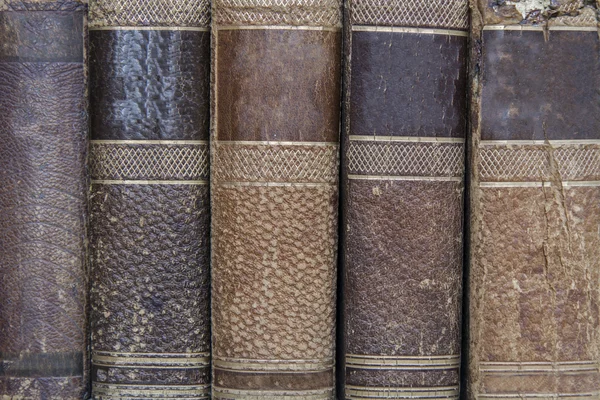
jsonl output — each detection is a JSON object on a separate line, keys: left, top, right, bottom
{"left": 212, "top": 185, "right": 337, "bottom": 360}
{"left": 0, "top": 8, "right": 87, "bottom": 399}
{"left": 0, "top": 0, "right": 86, "bottom": 11}
{"left": 350, "top": 32, "right": 467, "bottom": 138}
{"left": 343, "top": 180, "right": 463, "bottom": 387}
{"left": 90, "top": 29, "right": 210, "bottom": 141}
{"left": 480, "top": 30, "right": 600, "bottom": 141}
{"left": 216, "top": 29, "right": 341, "bottom": 143}
{"left": 89, "top": 185, "right": 211, "bottom": 381}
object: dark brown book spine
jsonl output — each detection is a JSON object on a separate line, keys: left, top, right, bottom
{"left": 340, "top": 1, "right": 469, "bottom": 398}
{"left": 210, "top": 1, "right": 342, "bottom": 398}
{"left": 467, "top": 1, "right": 600, "bottom": 398}
{"left": 88, "top": 1, "right": 211, "bottom": 398}
{"left": 0, "top": 1, "right": 89, "bottom": 398}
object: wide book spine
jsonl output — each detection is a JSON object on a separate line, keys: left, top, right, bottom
{"left": 0, "top": 1, "right": 89, "bottom": 398}
{"left": 339, "top": 1, "right": 470, "bottom": 399}
{"left": 467, "top": 1, "right": 600, "bottom": 397}
{"left": 210, "top": 0, "right": 342, "bottom": 398}
{"left": 88, "top": 1, "right": 212, "bottom": 398}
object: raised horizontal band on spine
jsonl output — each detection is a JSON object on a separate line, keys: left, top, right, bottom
{"left": 480, "top": 139, "right": 600, "bottom": 146}
{"left": 92, "top": 140, "right": 208, "bottom": 145}
{"left": 479, "top": 181, "right": 600, "bottom": 188}
{"left": 480, "top": 360, "right": 599, "bottom": 373}
{"left": 483, "top": 25, "right": 598, "bottom": 32}
{"left": 350, "top": 136, "right": 464, "bottom": 143}
{"left": 218, "top": 25, "right": 340, "bottom": 32}
{"left": 213, "top": 357, "right": 332, "bottom": 372}
{"left": 346, "top": 354, "right": 460, "bottom": 370}
{"left": 212, "top": 387, "right": 333, "bottom": 399}
{"left": 89, "top": 26, "right": 210, "bottom": 31}
{"left": 92, "top": 352, "right": 210, "bottom": 369}
{"left": 92, "top": 180, "right": 209, "bottom": 185}
{"left": 349, "top": 175, "right": 462, "bottom": 182}
{"left": 345, "top": 385, "right": 459, "bottom": 399}
{"left": 477, "top": 394, "right": 599, "bottom": 399}
{"left": 93, "top": 382, "right": 211, "bottom": 397}
{"left": 352, "top": 25, "right": 468, "bottom": 37}
{"left": 217, "top": 140, "right": 338, "bottom": 146}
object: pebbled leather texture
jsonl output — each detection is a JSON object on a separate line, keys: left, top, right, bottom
{"left": 88, "top": 1, "right": 212, "bottom": 397}
{"left": 0, "top": 5, "right": 88, "bottom": 399}
{"left": 467, "top": 5, "right": 600, "bottom": 398}
{"left": 211, "top": 3, "right": 342, "bottom": 398}
{"left": 340, "top": 1, "right": 468, "bottom": 398}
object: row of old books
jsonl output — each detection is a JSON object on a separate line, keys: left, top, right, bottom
{"left": 0, "top": 0, "right": 598, "bottom": 399}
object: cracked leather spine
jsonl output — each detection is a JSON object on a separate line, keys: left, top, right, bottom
{"left": 466, "top": 1, "right": 600, "bottom": 398}
{"left": 0, "top": 1, "right": 89, "bottom": 398}
{"left": 210, "top": 1, "right": 342, "bottom": 398}
{"left": 88, "top": 0, "right": 211, "bottom": 399}
{"left": 339, "top": 1, "right": 469, "bottom": 399}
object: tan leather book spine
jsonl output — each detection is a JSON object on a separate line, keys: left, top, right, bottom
{"left": 339, "top": 1, "right": 469, "bottom": 399}
{"left": 88, "top": 0, "right": 211, "bottom": 398}
{"left": 467, "top": 1, "right": 600, "bottom": 398}
{"left": 210, "top": 1, "right": 342, "bottom": 398}
{"left": 0, "top": 1, "right": 89, "bottom": 398}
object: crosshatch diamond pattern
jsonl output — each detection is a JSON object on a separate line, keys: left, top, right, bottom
{"left": 214, "top": 143, "right": 339, "bottom": 184}
{"left": 89, "top": 0, "right": 210, "bottom": 27}
{"left": 350, "top": 0, "right": 469, "bottom": 30}
{"left": 214, "top": 0, "right": 342, "bottom": 26}
{"left": 479, "top": 145, "right": 600, "bottom": 182}
{"left": 347, "top": 141, "right": 464, "bottom": 177}
{"left": 91, "top": 143, "right": 209, "bottom": 181}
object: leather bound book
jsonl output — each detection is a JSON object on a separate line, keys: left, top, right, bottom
{"left": 210, "top": 1, "right": 342, "bottom": 398}
{"left": 339, "top": 1, "right": 469, "bottom": 399}
{"left": 88, "top": 0, "right": 211, "bottom": 398}
{"left": 0, "top": 1, "right": 89, "bottom": 398}
{"left": 466, "top": 1, "right": 600, "bottom": 398}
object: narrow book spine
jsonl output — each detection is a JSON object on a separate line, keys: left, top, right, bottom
{"left": 467, "top": 1, "right": 600, "bottom": 398}
{"left": 340, "top": 1, "right": 469, "bottom": 399}
{"left": 0, "top": 1, "right": 89, "bottom": 398}
{"left": 210, "top": 1, "right": 342, "bottom": 398}
{"left": 88, "top": 1, "right": 211, "bottom": 398}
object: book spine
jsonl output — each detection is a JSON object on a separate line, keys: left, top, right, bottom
{"left": 467, "top": 1, "right": 600, "bottom": 398}
{"left": 0, "top": 1, "right": 89, "bottom": 398}
{"left": 88, "top": 1, "right": 211, "bottom": 399}
{"left": 340, "top": 1, "right": 469, "bottom": 399}
{"left": 210, "top": 1, "right": 342, "bottom": 398}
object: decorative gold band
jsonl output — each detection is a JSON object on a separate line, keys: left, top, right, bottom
{"left": 345, "top": 385, "right": 459, "bottom": 400}
{"left": 352, "top": 25, "right": 468, "bottom": 37}
{"left": 218, "top": 25, "right": 340, "bottom": 32}
{"left": 213, "top": 357, "right": 333, "bottom": 372}
{"left": 212, "top": 387, "right": 333, "bottom": 399}
{"left": 479, "top": 181, "right": 600, "bottom": 188}
{"left": 92, "top": 351, "right": 210, "bottom": 369}
{"left": 93, "top": 383, "right": 211, "bottom": 398}
{"left": 483, "top": 25, "right": 598, "bottom": 32}
{"left": 346, "top": 354, "right": 460, "bottom": 370}
{"left": 213, "top": 141, "right": 338, "bottom": 185}
{"left": 90, "top": 141, "right": 209, "bottom": 182}
{"left": 89, "top": 26, "right": 210, "bottom": 31}
{"left": 477, "top": 394, "right": 600, "bottom": 399}
{"left": 347, "top": 139, "right": 464, "bottom": 178}
{"left": 479, "top": 361, "right": 599, "bottom": 373}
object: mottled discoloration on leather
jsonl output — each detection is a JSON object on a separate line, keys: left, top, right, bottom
{"left": 481, "top": 30, "right": 600, "bottom": 141}
{"left": 467, "top": 2, "right": 600, "bottom": 397}
{"left": 216, "top": 29, "right": 341, "bottom": 143}
{"left": 90, "top": 29, "right": 210, "bottom": 141}
{"left": 212, "top": 3, "right": 341, "bottom": 396}
{"left": 0, "top": 6, "right": 87, "bottom": 399}
{"left": 0, "top": 0, "right": 86, "bottom": 11}
{"left": 476, "top": 0, "right": 597, "bottom": 25}
{"left": 350, "top": 32, "right": 467, "bottom": 138}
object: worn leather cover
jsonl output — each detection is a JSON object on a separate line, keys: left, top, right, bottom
{"left": 339, "top": 1, "right": 469, "bottom": 399}
{"left": 88, "top": 1, "right": 211, "bottom": 398}
{"left": 0, "top": 1, "right": 88, "bottom": 398}
{"left": 210, "top": 1, "right": 342, "bottom": 398}
{"left": 466, "top": 1, "right": 600, "bottom": 398}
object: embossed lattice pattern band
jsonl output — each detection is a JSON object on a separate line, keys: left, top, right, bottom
{"left": 347, "top": 141, "right": 464, "bottom": 177}
{"left": 89, "top": 0, "right": 210, "bottom": 28}
{"left": 214, "top": 0, "right": 342, "bottom": 26}
{"left": 479, "top": 145, "right": 600, "bottom": 182}
{"left": 214, "top": 142, "right": 338, "bottom": 184}
{"left": 350, "top": 0, "right": 469, "bottom": 30}
{"left": 91, "top": 142, "right": 209, "bottom": 181}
